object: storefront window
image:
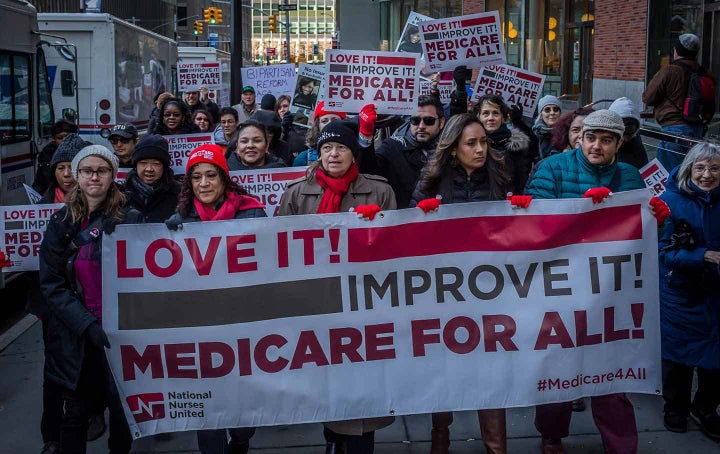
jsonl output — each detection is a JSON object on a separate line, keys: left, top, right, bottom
{"left": 646, "top": 0, "right": 703, "bottom": 82}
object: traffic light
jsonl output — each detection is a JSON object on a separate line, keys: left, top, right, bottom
{"left": 193, "top": 20, "right": 203, "bottom": 35}
{"left": 207, "top": 7, "right": 218, "bottom": 24}
{"left": 268, "top": 14, "right": 277, "bottom": 33}
{"left": 215, "top": 8, "right": 223, "bottom": 24}
{"left": 203, "top": 8, "right": 211, "bottom": 24}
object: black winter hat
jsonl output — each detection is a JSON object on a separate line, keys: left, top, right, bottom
{"left": 51, "top": 133, "right": 89, "bottom": 168}
{"left": 260, "top": 93, "right": 277, "bottom": 110}
{"left": 132, "top": 134, "right": 170, "bottom": 167}
{"left": 674, "top": 33, "right": 700, "bottom": 59}
{"left": 250, "top": 110, "right": 282, "bottom": 136}
{"left": 316, "top": 120, "right": 359, "bottom": 156}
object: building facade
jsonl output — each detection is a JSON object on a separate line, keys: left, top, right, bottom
{"left": 250, "top": 0, "right": 336, "bottom": 64}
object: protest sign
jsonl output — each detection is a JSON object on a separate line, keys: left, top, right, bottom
{"left": 1, "top": 204, "right": 63, "bottom": 271}
{"left": 116, "top": 168, "right": 131, "bottom": 185}
{"left": 396, "top": 11, "right": 433, "bottom": 55}
{"left": 103, "top": 190, "right": 660, "bottom": 438}
{"left": 229, "top": 167, "right": 307, "bottom": 217}
{"left": 471, "top": 64, "right": 546, "bottom": 117}
{"left": 292, "top": 63, "right": 326, "bottom": 112}
{"left": 178, "top": 62, "right": 222, "bottom": 92}
{"left": 165, "top": 133, "right": 215, "bottom": 175}
{"left": 420, "top": 12, "right": 506, "bottom": 72}
{"left": 639, "top": 159, "right": 669, "bottom": 197}
{"left": 23, "top": 184, "right": 43, "bottom": 205}
{"left": 324, "top": 50, "right": 421, "bottom": 114}
{"left": 241, "top": 64, "right": 296, "bottom": 101}
{"left": 419, "top": 76, "right": 453, "bottom": 104}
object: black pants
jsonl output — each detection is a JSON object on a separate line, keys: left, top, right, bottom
{"left": 41, "top": 319, "right": 64, "bottom": 444}
{"left": 196, "top": 427, "right": 256, "bottom": 454}
{"left": 323, "top": 427, "right": 375, "bottom": 454}
{"left": 59, "top": 343, "right": 132, "bottom": 454}
{"left": 662, "top": 359, "right": 720, "bottom": 417}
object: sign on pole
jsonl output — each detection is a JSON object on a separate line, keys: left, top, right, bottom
{"left": 323, "top": 50, "right": 421, "bottom": 114}
{"left": 178, "top": 62, "right": 222, "bottom": 92}
{"left": 420, "top": 12, "right": 506, "bottom": 72}
{"left": 471, "top": 64, "right": 546, "bottom": 117}
{"left": 639, "top": 159, "right": 669, "bottom": 196}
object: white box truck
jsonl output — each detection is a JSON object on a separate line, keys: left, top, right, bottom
{"left": 178, "top": 46, "right": 230, "bottom": 107}
{"left": 38, "top": 13, "right": 177, "bottom": 142}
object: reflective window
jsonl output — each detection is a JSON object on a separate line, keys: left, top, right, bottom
{"left": 37, "top": 49, "right": 55, "bottom": 136}
{"left": 0, "top": 53, "right": 32, "bottom": 143}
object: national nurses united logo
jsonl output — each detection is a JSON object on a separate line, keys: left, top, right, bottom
{"left": 127, "top": 393, "right": 165, "bottom": 423}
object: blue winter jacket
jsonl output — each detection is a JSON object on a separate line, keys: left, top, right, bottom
{"left": 293, "top": 148, "right": 318, "bottom": 166}
{"left": 658, "top": 168, "right": 720, "bottom": 369}
{"left": 525, "top": 147, "right": 645, "bottom": 199}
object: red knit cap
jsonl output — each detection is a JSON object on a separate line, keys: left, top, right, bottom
{"left": 314, "top": 100, "right": 347, "bottom": 120}
{"left": 186, "top": 144, "right": 229, "bottom": 175}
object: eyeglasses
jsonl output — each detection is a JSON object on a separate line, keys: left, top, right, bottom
{"left": 692, "top": 165, "right": 720, "bottom": 175}
{"left": 542, "top": 106, "right": 560, "bottom": 113}
{"left": 163, "top": 112, "right": 182, "bottom": 118}
{"left": 109, "top": 137, "right": 132, "bottom": 145}
{"left": 195, "top": 117, "right": 209, "bottom": 122}
{"left": 78, "top": 167, "right": 112, "bottom": 178}
{"left": 410, "top": 116, "right": 438, "bottom": 126}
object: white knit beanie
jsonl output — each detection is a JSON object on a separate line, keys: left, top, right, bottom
{"left": 538, "top": 95, "right": 561, "bottom": 113}
{"left": 608, "top": 97, "right": 640, "bottom": 123}
{"left": 71, "top": 144, "right": 120, "bottom": 180}
{"left": 582, "top": 109, "right": 625, "bottom": 137}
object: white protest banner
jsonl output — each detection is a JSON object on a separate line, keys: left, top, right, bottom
{"left": 103, "top": 190, "right": 660, "bottom": 438}
{"left": 639, "top": 159, "right": 669, "bottom": 197}
{"left": 324, "top": 50, "right": 420, "bottom": 115}
{"left": 396, "top": 11, "right": 433, "bottom": 73}
{"left": 241, "top": 64, "right": 296, "bottom": 101}
{"left": 178, "top": 62, "right": 223, "bottom": 92}
{"left": 292, "top": 63, "right": 326, "bottom": 112}
{"left": 1, "top": 204, "right": 63, "bottom": 271}
{"left": 471, "top": 64, "right": 546, "bottom": 117}
{"left": 229, "top": 167, "right": 307, "bottom": 217}
{"left": 116, "top": 168, "right": 131, "bottom": 185}
{"left": 419, "top": 76, "right": 453, "bottom": 104}
{"left": 420, "top": 12, "right": 506, "bottom": 72}
{"left": 165, "top": 133, "right": 215, "bottom": 175}
{"left": 24, "top": 184, "right": 43, "bottom": 204}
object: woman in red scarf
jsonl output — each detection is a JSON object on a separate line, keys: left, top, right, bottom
{"left": 164, "top": 144, "right": 263, "bottom": 453}
{"left": 278, "top": 120, "right": 396, "bottom": 453}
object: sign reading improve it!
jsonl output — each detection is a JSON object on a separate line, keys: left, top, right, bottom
{"left": 178, "top": 62, "right": 222, "bottom": 92}
{"left": 165, "top": 133, "right": 215, "bottom": 175}
{"left": 419, "top": 12, "right": 506, "bottom": 72}
{"left": 472, "top": 64, "right": 546, "bottom": 117}
{"left": 323, "top": 50, "right": 421, "bottom": 115}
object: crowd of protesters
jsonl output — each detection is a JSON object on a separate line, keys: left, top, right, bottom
{"left": 9, "top": 31, "right": 717, "bottom": 454}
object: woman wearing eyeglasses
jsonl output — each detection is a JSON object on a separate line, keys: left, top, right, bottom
{"left": 192, "top": 108, "right": 216, "bottom": 133}
{"left": 532, "top": 95, "right": 562, "bottom": 160}
{"left": 39, "top": 145, "right": 142, "bottom": 453}
{"left": 658, "top": 141, "right": 720, "bottom": 441}
{"left": 152, "top": 97, "right": 199, "bottom": 136}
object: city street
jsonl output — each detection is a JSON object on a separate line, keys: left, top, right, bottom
{"left": 1, "top": 321, "right": 717, "bottom": 453}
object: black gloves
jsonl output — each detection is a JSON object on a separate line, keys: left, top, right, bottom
{"left": 510, "top": 103, "right": 524, "bottom": 124}
{"left": 86, "top": 322, "right": 110, "bottom": 349}
{"left": 281, "top": 111, "right": 294, "bottom": 135}
{"left": 453, "top": 65, "right": 470, "bottom": 92}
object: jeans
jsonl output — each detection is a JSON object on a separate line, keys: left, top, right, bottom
{"left": 196, "top": 427, "right": 256, "bottom": 454}
{"left": 535, "top": 393, "right": 638, "bottom": 453}
{"left": 662, "top": 359, "right": 720, "bottom": 418}
{"left": 657, "top": 123, "right": 704, "bottom": 172}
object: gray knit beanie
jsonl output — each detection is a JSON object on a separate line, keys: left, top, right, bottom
{"left": 71, "top": 145, "right": 120, "bottom": 180}
{"left": 538, "top": 95, "right": 560, "bottom": 113}
{"left": 675, "top": 33, "right": 700, "bottom": 59}
{"left": 582, "top": 109, "right": 625, "bottom": 137}
{"left": 51, "top": 133, "right": 90, "bottom": 168}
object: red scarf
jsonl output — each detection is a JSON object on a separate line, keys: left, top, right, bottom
{"left": 315, "top": 163, "right": 359, "bottom": 214}
{"left": 193, "top": 191, "right": 265, "bottom": 221}
{"left": 54, "top": 187, "right": 66, "bottom": 203}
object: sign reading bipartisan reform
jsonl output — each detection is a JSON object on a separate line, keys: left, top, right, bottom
{"left": 103, "top": 190, "right": 661, "bottom": 438}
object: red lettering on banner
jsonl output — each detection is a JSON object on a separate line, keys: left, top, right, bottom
{"left": 534, "top": 312, "right": 575, "bottom": 350}
{"left": 199, "top": 342, "right": 236, "bottom": 378}
{"left": 293, "top": 229, "right": 324, "bottom": 265}
{"left": 165, "top": 343, "right": 198, "bottom": 379}
{"left": 184, "top": 237, "right": 222, "bottom": 276}
{"left": 117, "top": 240, "right": 143, "bottom": 278}
{"left": 365, "top": 323, "right": 396, "bottom": 361}
{"left": 603, "top": 306, "right": 630, "bottom": 342}
{"left": 411, "top": 319, "right": 442, "bottom": 356}
{"left": 443, "top": 316, "right": 481, "bottom": 354}
{"left": 146, "top": 239, "right": 183, "bottom": 278}
{"left": 482, "top": 315, "right": 519, "bottom": 352}
{"left": 255, "top": 334, "right": 289, "bottom": 373}
{"left": 574, "top": 311, "right": 603, "bottom": 346}
{"left": 121, "top": 345, "right": 163, "bottom": 381}
{"left": 329, "top": 327, "right": 364, "bottom": 364}
{"left": 237, "top": 339, "right": 253, "bottom": 376}
{"left": 227, "top": 235, "right": 258, "bottom": 273}
{"left": 290, "top": 331, "right": 330, "bottom": 369}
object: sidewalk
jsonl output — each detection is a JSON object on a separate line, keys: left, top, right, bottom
{"left": 1, "top": 321, "right": 717, "bottom": 453}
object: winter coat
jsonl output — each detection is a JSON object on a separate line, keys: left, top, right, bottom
{"left": 293, "top": 148, "right": 318, "bottom": 166}
{"left": 123, "top": 171, "right": 182, "bottom": 223}
{"left": 39, "top": 206, "right": 143, "bottom": 390}
{"left": 165, "top": 201, "right": 266, "bottom": 228}
{"left": 33, "top": 142, "right": 58, "bottom": 194}
{"left": 410, "top": 164, "right": 509, "bottom": 206}
{"left": 151, "top": 121, "right": 200, "bottom": 137}
{"left": 278, "top": 173, "right": 396, "bottom": 216}
{"left": 188, "top": 100, "right": 220, "bottom": 124}
{"left": 526, "top": 148, "right": 645, "bottom": 199}
{"left": 642, "top": 58, "right": 699, "bottom": 127}
{"left": 359, "top": 121, "right": 439, "bottom": 209}
{"left": 658, "top": 168, "right": 720, "bottom": 369}
{"left": 489, "top": 125, "right": 534, "bottom": 195}
{"left": 226, "top": 152, "right": 286, "bottom": 171}
{"left": 232, "top": 104, "right": 257, "bottom": 123}
{"left": 617, "top": 135, "right": 649, "bottom": 170}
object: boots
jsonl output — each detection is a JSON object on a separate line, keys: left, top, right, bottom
{"left": 431, "top": 412, "right": 453, "bottom": 454}
{"left": 478, "top": 409, "right": 507, "bottom": 454}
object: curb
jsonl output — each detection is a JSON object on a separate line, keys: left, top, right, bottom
{"left": 0, "top": 314, "right": 38, "bottom": 352}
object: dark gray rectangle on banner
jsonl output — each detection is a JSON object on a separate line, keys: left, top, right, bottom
{"left": 424, "top": 33, "right": 439, "bottom": 40}
{"left": 329, "top": 64, "right": 348, "bottom": 72}
{"left": 4, "top": 221, "right": 23, "bottom": 230}
{"left": 118, "top": 276, "right": 343, "bottom": 330}
{"left": 482, "top": 70, "right": 496, "bottom": 78}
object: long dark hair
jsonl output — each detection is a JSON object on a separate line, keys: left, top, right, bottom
{"left": 191, "top": 108, "right": 216, "bottom": 133}
{"left": 550, "top": 107, "right": 595, "bottom": 151}
{"left": 153, "top": 97, "right": 194, "bottom": 135}
{"left": 176, "top": 163, "right": 250, "bottom": 218}
{"left": 419, "top": 113, "right": 507, "bottom": 199}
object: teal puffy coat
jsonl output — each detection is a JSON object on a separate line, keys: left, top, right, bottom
{"left": 525, "top": 148, "right": 645, "bottom": 199}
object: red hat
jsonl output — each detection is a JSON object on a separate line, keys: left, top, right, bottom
{"left": 186, "top": 144, "right": 229, "bottom": 175}
{"left": 314, "top": 100, "right": 347, "bottom": 120}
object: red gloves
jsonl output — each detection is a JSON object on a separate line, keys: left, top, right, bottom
{"left": 583, "top": 187, "right": 612, "bottom": 204}
{"left": 649, "top": 197, "right": 670, "bottom": 226}
{"left": 0, "top": 251, "right": 11, "bottom": 269}
{"left": 417, "top": 197, "right": 441, "bottom": 213}
{"left": 358, "top": 104, "right": 377, "bottom": 137}
{"left": 507, "top": 195, "right": 532, "bottom": 208}
{"left": 353, "top": 204, "right": 382, "bottom": 220}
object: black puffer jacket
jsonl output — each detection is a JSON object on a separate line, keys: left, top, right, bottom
{"left": 617, "top": 135, "right": 649, "bottom": 170}
{"left": 123, "top": 171, "right": 181, "bottom": 223}
{"left": 39, "top": 206, "right": 143, "bottom": 390}
{"left": 226, "top": 152, "right": 286, "bottom": 171}
{"left": 410, "top": 165, "right": 508, "bottom": 206}
{"left": 360, "top": 121, "right": 439, "bottom": 208}
{"left": 488, "top": 125, "right": 533, "bottom": 195}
